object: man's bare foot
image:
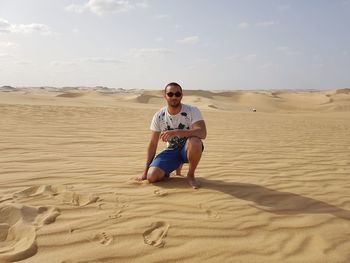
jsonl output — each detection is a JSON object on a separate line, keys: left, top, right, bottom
{"left": 187, "top": 175, "right": 200, "bottom": 189}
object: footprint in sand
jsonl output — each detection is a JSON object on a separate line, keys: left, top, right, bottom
{"left": 95, "top": 232, "right": 113, "bottom": 246}
{"left": 108, "top": 210, "right": 122, "bottom": 219}
{"left": 199, "top": 204, "right": 220, "bottom": 219}
{"left": 143, "top": 221, "right": 170, "bottom": 248}
{"left": 61, "top": 192, "right": 99, "bottom": 207}
{"left": 205, "top": 209, "right": 220, "bottom": 219}
{"left": 153, "top": 189, "right": 168, "bottom": 197}
{"left": 13, "top": 185, "right": 63, "bottom": 198}
{"left": 0, "top": 203, "right": 60, "bottom": 262}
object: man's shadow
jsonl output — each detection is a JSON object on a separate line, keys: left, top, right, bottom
{"left": 158, "top": 176, "right": 350, "bottom": 220}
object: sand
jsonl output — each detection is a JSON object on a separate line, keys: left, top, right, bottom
{"left": 0, "top": 87, "right": 350, "bottom": 263}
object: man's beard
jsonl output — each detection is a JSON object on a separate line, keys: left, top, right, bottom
{"left": 168, "top": 101, "right": 181, "bottom": 108}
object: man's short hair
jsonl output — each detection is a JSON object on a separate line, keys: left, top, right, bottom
{"left": 164, "top": 82, "right": 182, "bottom": 93}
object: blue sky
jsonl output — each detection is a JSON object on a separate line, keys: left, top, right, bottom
{"left": 0, "top": 0, "right": 349, "bottom": 90}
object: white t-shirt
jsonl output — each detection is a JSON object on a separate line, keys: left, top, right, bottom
{"left": 150, "top": 104, "right": 204, "bottom": 149}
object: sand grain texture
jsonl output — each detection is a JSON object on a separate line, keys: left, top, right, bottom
{"left": 1, "top": 88, "right": 350, "bottom": 262}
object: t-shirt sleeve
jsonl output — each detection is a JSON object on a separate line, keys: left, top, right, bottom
{"left": 150, "top": 112, "right": 161, "bottom": 131}
{"left": 190, "top": 106, "right": 203, "bottom": 124}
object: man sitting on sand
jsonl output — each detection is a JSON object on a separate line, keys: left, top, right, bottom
{"left": 137, "top": 82, "right": 207, "bottom": 189}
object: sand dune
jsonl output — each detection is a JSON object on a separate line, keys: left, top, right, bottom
{"left": 1, "top": 87, "right": 350, "bottom": 262}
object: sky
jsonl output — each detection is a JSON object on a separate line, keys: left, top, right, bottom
{"left": 0, "top": 0, "right": 350, "bottom": 90}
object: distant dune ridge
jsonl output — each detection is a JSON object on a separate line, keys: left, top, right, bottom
{"left": 0, "top": 86, "right": 350, "bottom": 112}
{"left": 1, "top": 86, "right": 350, "bottom": 262}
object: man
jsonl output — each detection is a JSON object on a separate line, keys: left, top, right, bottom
{"left": 138, "top": 82, "right": 207, "bottom": 189}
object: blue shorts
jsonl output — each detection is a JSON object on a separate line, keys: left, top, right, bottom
{"left": 149, "top": 145, "right": 188, "bottom": 177}
{"left": 149, "top": 143, "right": 204, "bottom": 177}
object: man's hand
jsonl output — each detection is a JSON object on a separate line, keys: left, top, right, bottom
{"left": 136, "top": 172, "right": 147, "bottom": 181}
{"left": 136, "top": 175, "right": 147, "bottom": 181}
{"left": 160, "top": 130, "right": 180, "bottom": 142}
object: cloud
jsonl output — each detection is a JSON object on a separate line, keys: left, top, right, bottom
{"left": 0, "top": 19, "right": 12, "bottom": 33}
{"left": 255, "top": 21, "right": 274, "bottom": 27}
{"left": 65, "top": 4, "right": 86, "bottom": 14}
{"left": 12, "top": 23, "right": 51, "bottom": 35}
{"left": 0, "top": 41, "right": 18, "bottom": 48}
{"left": 177, "top": 36, "right": 200, "bottom": 45}
{"left": 83, "top": 57, "right": 124, "bottom": 64}
{"left": 14, "top": 60, "right": 31, "bottom": 65}
{"left": 51, "top": 57, "right": 124, "bottom": 67}
{"left": 237, "top": 22, "right": 250, "bottom": 30}
{"left": 65, "top": 0, "right": 147, "bottom": 15}
{"left": 0, "top": 53, "right": 14, "bottom": 60}
{"left": 50, "top": 60, "right": 78, "bottom": 67}
{"left": 130, "top": 48, "right": 174, "bottom": 58}
{"left": 0, "top": 18, "right": 51, "bottom": 35}
{"left": 87, "top": 0, "right": 133, "bottom": 15}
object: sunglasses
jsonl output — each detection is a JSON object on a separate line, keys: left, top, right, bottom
{"left": 166, "top": 91, "right": 182, "bottom": 97}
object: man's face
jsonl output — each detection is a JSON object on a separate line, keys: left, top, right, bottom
{"left": 164, "top": 85, "right": 182, "bottom": 108}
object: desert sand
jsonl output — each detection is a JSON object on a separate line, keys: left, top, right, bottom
{"left": 1, "top": 87, "right": 350, "bottom": 263}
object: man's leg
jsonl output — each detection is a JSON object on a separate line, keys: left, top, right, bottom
{"left": 147, "top": 167, "right": 166, "bottom": 183}
{"left": 186, "top": 137, "right": 203, "bottom": 189}
{"left": 175, "top": 164, "right": 183, "bottom": 176}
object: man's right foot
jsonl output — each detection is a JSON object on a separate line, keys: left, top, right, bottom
{"left": 187, "top": 175, "right": 200, "bottom": 189}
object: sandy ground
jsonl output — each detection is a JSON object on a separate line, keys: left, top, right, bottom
{"left": 0, "top": 88, "right": 350, "bottom": 263}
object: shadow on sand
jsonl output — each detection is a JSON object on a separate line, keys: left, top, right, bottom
{"left": 157, "top": 176, "right": 350, "bottom": 220}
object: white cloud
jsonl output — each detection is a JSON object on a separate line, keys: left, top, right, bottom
{"left": 0, "top": 41, "right": 18, "bottom": 48}
{"left": 83, "top": 57, "right": 124, "bottom": 64}
{"left": 65, "top": 4, "right": 86, "bottom": 14}
{"left": 12, "top": 23, "right": 51, "bottom": 35}
{"left": 130, "top": 48, "right": 174, "bottom": 58}
{"left": 154, "top": 37, "right": 164, "bottom": 42}
{"left": 65, "top": 0, "right": 147, "bottom": 15}
{"left": 0, "top": 18, "right": 51, "bottom": 35}
{"left": 0, "top": 19, "right": 12, "bottom": 33}
{"left": 255, "top": 21, "right": 274, "bottom": 27}
{"left": 237, "top": 22, "right": 250, "bottom": 30}
{"left": 51, "top": 60, "right": 78, "bottom": 67}
{"left": 14, "top": 60, "right": 31, "bottom": 65}
{"left": 177, "top": 36, "right": 200, "bottom": 45}
{"left": 0, "top": 53, "right": 14, "bottom": 60}
{"left": 88, "top": 0, "right": 133, "bottom": 15}
{"left": 51, "top": 57, "right": 123, "bottom": 67}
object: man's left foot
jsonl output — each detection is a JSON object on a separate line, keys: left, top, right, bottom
{"left": 187, "top": 175, "right": 200, "bottom": 189}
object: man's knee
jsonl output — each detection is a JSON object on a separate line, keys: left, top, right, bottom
{"left": 188, "top": 137, "right": 203, "bottom": 151}
{"left": 147, "top": 167, "right": 165, "bottom": 183}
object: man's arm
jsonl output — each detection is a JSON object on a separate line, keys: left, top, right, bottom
{"left": 160, "top": 120, "right": 207, "bottom": 142}
{"left": 140, "top": 131, "right": 160, "bottom": 180}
